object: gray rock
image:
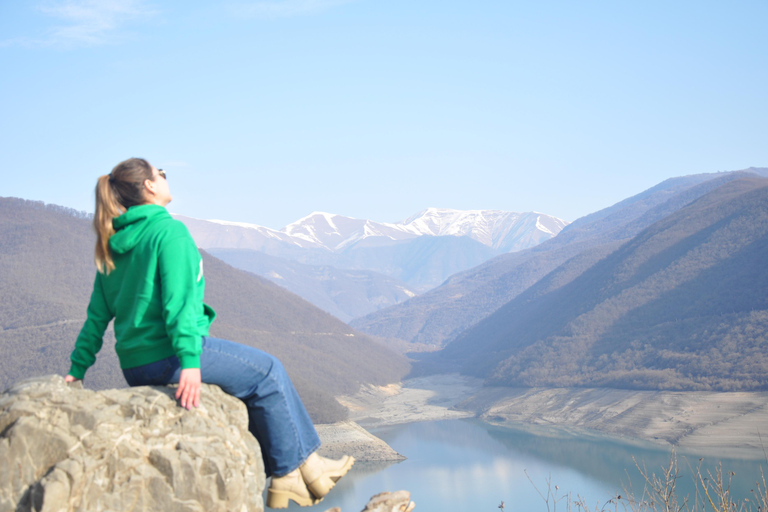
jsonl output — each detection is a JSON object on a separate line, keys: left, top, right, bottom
{"left": 360, "top": 491, "right": 415, "bottom": 512}
{"left": 315, "top": 421, "right": 405, "bottom": 462}
{"left": 321, "top": 490, "right": 415, "bottom": 512}
{"left": 0, "top": 375, "right": 265, "bottom": 512}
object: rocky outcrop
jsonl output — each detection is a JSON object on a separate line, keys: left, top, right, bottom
{"left": 458, "top": 386, "right": 768, "bottom": 459}
{"left": 323, "top": 491, "right": 415, "bottom": 512}
{"left": 360, "top": 491, "right": 415, "bottom": 512}
{"left": 0, "top": 375, "right": 265, "bottom": 512}
{"left": 315, "top": 421, "right": 405, "bottom": 462}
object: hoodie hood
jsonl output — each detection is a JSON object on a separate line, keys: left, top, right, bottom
{"left": 110, "top": 204, "right": 170, "bottom": 254}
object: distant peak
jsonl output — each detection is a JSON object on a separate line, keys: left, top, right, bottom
{"left": 401, "top": 207, "right": 527, "bottom": 225}
{"left": 292, "top": 211, "right": 337, "bottom": 222}
{"left": 182, "top": 206, "right": 567, "bottom": 253}
{"left": 285, "top": 211, "right": 357, "bottom": 228}
{"left": 207, "top": 218, "right": 265, "bottom": 230}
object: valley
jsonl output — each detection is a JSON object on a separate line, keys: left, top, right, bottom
{"left": 3, "top": 166, "right": 768, "bottom": 464}
{"left": 177, "top": 208, "right": 568, "bottom": 321}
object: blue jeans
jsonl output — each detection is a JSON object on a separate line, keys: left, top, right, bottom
{"left": 122, "top": 336, "right": 321, "bottom": 477}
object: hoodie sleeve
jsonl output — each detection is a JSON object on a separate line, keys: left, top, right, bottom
{"left": 157, "top": 223, "right": 204, "bottom": 369}
{"left": 69, "top": 272, "right": 113, "bottom": 379}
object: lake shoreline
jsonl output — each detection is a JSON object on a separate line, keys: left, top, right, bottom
{"left": 326, "top": 373, "right": 768, "bottom": 461}
{"left": 460, "top": 385, "right": 768, "bottom": 461}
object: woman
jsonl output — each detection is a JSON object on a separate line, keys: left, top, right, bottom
{"left": 65, "top": 157, "right": 353, "bottom": 509}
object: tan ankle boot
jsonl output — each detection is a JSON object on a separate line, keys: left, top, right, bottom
{"left": 267, "top": 468, "right": 322, "bottom": 508}
{"left": 299, "top": 452, "right": 355, "bottom": 498}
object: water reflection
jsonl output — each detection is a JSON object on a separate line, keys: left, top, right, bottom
{"left": 284, "top": 419, "right": 766, "bottom": 512}
{"left": 479, "top": 421, "right": 766, "bottom": 503}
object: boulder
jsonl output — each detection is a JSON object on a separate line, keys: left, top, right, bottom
{"left": 315, "top": 421, "right": 405, "bottom": 462}
{"left": 322, "top": 490, "right": 415, "bottom": 512}
{"left": 0, "top": 375, "right": 265, "bottom": 512}
{"left": 361, "top": 491, "right": 415, "bottom": 512}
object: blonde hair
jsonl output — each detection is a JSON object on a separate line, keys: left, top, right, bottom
{"left": 94, "top": 158, "right": 154, "bottom": 273}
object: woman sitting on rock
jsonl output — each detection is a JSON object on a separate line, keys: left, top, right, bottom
{"left": 65, "top": 157, "right": 353, "bottom": 508}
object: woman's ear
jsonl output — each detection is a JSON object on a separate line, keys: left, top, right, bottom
{"left": 143, "top": 177, "right": 158, "bottom": 198}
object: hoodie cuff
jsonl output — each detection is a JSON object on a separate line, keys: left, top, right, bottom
{"left": 68, "top": 364, "right": 87, "bottom": 380}
{"left": 178, "top": 354, "right": 201, "bottom": 370}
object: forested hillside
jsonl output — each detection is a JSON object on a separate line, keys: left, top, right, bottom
{"left": 429, "top": 177, "right": 768, "bottom": 391}
{"left": 0, "top": 197, "right": 409, "bottom": 422}
{"left": 352, "top": 170, "right": 765, "bottom": 348}
{"left": 0, "top": 198, "right": 119, "bottom": 388}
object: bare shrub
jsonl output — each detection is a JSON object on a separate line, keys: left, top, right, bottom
{"left": 523, "top": 450, "right": 768, "bottom": 512}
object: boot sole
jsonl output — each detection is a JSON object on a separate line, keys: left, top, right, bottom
{"left": 266, "top": 487, "right": 322, "bottom": 509}
{"left": 305, "top": 456, "right": 355, "bottom": 498}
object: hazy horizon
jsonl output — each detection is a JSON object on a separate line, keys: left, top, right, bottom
{"left": 2, "top": 1, "right": 766, "bottom": 229}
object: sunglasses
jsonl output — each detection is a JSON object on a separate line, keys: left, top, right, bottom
{"left": 157, "top": 169, "right": 167, "bottom": 180}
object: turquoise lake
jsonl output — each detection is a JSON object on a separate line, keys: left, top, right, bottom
{"left": 285, "top": 419, "right": 767, "bottom": 511}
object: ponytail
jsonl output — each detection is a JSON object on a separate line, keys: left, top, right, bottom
{"left": 93, "top": 158, "right": 154, "bottom": 274}
{"left": 94, "top": 174, "right": 123, "bottom": 273}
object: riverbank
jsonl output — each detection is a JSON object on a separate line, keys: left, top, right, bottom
{"left": 458, "top": 386, "right": 768, "bottom": 460}
{"left": 315, "top": 374, "right": 484, "bottom": 461}
{"left": 315, "top": 420, "right": 405, "bottom": 462}
{"left": 324, "top": 374, "right": 768, "bottom": 461}
{"left": 337, "top": 373, "right": 484, "bottom": 428}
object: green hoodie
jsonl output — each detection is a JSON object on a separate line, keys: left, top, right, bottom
{"left": 69, "top": 204, "right": 216, "bottom": 379}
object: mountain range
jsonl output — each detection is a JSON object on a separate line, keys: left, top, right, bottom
{"left": 180, "top": 208, "right": 566, "bottom": 254}
{"left": 351, "top": 168, "right": 768, "bottom": 349}
{"left": 3, "top": 164, "right": 767, "bottom": 413}
{"left": 0, "top": 197, "right": 409, "bottom": 423}
{"left": 424, "top": 175, "right": 768, "bottom": 391}
{"left": 177, "top": 208, "right": 567, "bottom": 321}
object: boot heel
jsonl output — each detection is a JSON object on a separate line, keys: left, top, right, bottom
{"left": 266, "top": 489, "right": 290, "bottom": 509}
{"left": 306, "top": 474, "right": 335, "bottom": 497}
{"left": 267, "top": 487, "right": 320, "bottom": 508}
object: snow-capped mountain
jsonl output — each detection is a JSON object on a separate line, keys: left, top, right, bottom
{"left": 175, "top": 208, "right": 568, "bottom": 322}
{"left": 179, "top": 208, "right": 568, "bottom": 254}
{"left": 280, "top": 212, "right": 417, "bottom": 250}
{"left": 400, "top": 208, "right": 568, "bottom": 252}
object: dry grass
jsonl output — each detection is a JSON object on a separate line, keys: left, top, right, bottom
{"left": 525, "top": 451, "right": 768, "bottom": 512}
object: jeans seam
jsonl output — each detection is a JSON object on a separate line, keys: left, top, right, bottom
{"left": 276, "top": 374, "right": 308, "bottom": 475}
{"left": 203, "top": 339, "right": 317, "bottom": 475}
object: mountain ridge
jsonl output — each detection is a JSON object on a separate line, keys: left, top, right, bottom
{"left": 206, "top": 248, "right": 417, "bottom": 323}
{"left": 183, "top": 207, "right": 568, "bottom": 254}
{"left": 0, "top": 196, "right": 409, "bottom": 423}
{"left": 178, "top": 207, "right": 568, "bottom": 318}
{"left": 427, "top": 176, "right": 768, "bottom": 391}
{"left": 351, "top": 169, "right": 767, "bottom": 348}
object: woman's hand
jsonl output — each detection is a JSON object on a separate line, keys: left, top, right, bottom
{"left": 176, "top": 368, "right": 201, "bottom": 410}
{"left": 64, "top": 375, "right": 80, "bottom": 383}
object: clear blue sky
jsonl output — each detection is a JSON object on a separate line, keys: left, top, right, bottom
{"left": 2, "top": 1, "right": 766, "bottom": 229}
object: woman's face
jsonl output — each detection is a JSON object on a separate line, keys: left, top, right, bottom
{"left": 144, "top": 166, "right": 172, "bottom": 206}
